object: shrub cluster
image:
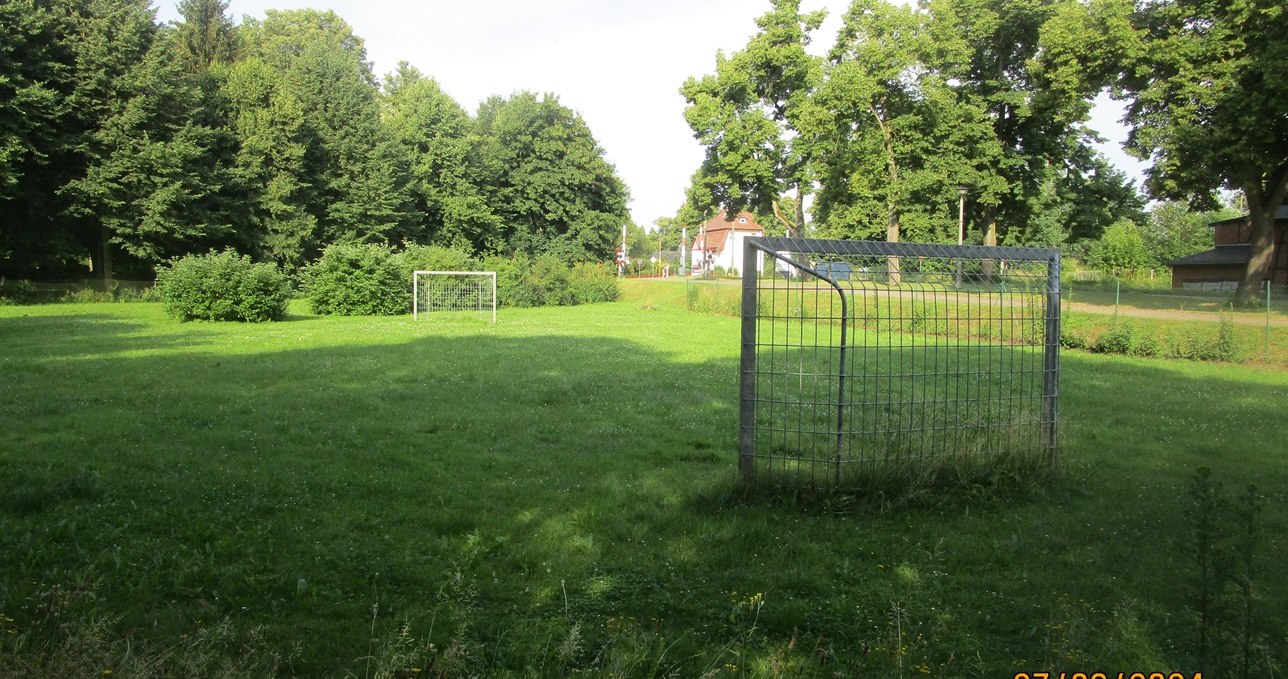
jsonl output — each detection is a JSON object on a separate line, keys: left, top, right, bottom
{"left": 9, "top": 243, "right": 620, "bottom": 317}
{"left": 301, "top": 243, "right": 409, "bottom": 316}
{"left": 301, "top": 244, "right": 617, "bottom": 315}
{"left": 484, "top": 254, "right": 618, "bottom": 308}
{"left": 1062, "top": 315, "right": 1241, "bottom": 362}
{"left": 156, "top": 250, "right": 290, "bottom": 322}
{"left": 0, "top": 279, "right": 40, "bottom": 305}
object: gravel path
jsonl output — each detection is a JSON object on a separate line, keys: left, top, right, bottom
{"left": 1066, "top": 301, "right": 1288, "bottom": 327}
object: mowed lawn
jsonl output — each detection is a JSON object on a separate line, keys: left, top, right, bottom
{"left": 1, "top": 281, "right": 1285, "bottom": 677}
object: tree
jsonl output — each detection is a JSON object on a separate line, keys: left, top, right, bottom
{"left": 220, "top": 56, "right": 317, "bottom": 269}
{"left": 929, "top": 0, "right": 1107, "bottom": 248}
{"left": 1044, "top": 0, "right": 1288, "bottom": 303}
{"left": 1054, "top": 151, "right": 1147, "bottom": 244}
{"left": 240, "top": 9, "right": 412, "bottom": 251}
{"left": 474, "top": 92, "right": 630, "bottom": 261}
{"left": 1141, "top": 201, "right": 1237, "bottom": 267}
{"left": 0, "top": 0, "right": 85, "bottom": 277}
{"left": 1087, "top": 218, "right": 1152, "bottom": 272}
{"left": 172, "top": 0, "right": 237, "bottom": 74}
{"left": 681, "top": 0, "right": 825, "bottom": 237}
{"left": 651, "top": 216, "right": 684, "bottom": 256}
{"left": 382, "top": 63, "right": 501, "bottom": 253}
{"left": 811, "top": 0, "right": 1005, "bottom": 244}
{"left": 59, "top": 0, "right": 229, "bottom": 281}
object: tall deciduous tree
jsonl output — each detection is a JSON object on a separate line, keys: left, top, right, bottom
{"left": 1141, "top": 201, "right": 1236, "bottom": 267}
{"left": 240, "top": 9, "right": 411, "bottom": 250}
{"left": 1044, "top": 0, "right": 1287, "bottom": 301}
{"left": 1118, "top": 1, "right": 1281, "bottom": 301}
{"left": 475, "top": 92, "right": 630, "bottom": 261}
{"left": 220, "top": 56, "right": 317, "bottom": 269}
{"left": 382, "top": 64, "right": 500, "bottom": 253}
{"left": 811, "top": 0, "right": 1005, "bottom": 244}
{"left": 681, "top": 0, "right": 825, "bottom": 237}
{"left": 928, "top": 0, "right": 1103, "bottom": 247}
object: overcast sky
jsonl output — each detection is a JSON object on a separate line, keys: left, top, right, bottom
{"left": 155, "top": 0, "right": 1148, "bottom": 227}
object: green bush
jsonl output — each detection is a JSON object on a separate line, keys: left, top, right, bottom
{"left": 482, "top": 254, "right": 526, "bottom": 308}
{"left": 0, "top": 279, "right": 40, "bottom": 305}
{"left": 1178, "top": 319, "right": 1240, "bottom": 362}
{"left": 303, "top": 243, "right": 406, "bottom": 316}
{"left": 1060, "top": 328, "right": 1090, "bottom": 350}
{"left": 156, "top": 250, "right": 290, "bottom": 322}
{"left": 394, "top": 244, "right": 478, "bottom": 281}
{"left": 1092, "top": 321, "right": 1135, "bottom": 355}
{"left": 569, "top": 262, "right": 619, "bottom": 304}
{"left": 481, "top": 254, "right": 612, "bottom": 308}
{"left": 527, "top": 254, "right": 574, "bottom": 306}
{"left": 1129, "top": 331, "right": 1162, "bottom": 358}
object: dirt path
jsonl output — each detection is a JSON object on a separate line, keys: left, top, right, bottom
{"left": 1066, "top": 301, "right": 1288, "bottom": 327}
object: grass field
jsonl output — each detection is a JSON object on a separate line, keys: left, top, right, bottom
{"left": 2, "top": 280, "right": 1286, "bottom": 677}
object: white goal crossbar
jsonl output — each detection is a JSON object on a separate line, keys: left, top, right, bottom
{"left": 412, "top": 270, "right": 497, "bottom": 323}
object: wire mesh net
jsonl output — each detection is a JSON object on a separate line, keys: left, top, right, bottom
{"left": 738, "top": 238, "right": 1060, "bottom": 487}
{"left": 413, "top": 271, "right": 496, "bottom": 323}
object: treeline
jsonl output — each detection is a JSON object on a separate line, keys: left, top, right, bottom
{"left": 678, "top": 0, "right": 1149, "bottom": 250}
{"left": 0, "top": 0, "right": 630, "bottom": 282}
{"left": 678, "top": 0, "right": 1285, "bottom": 291}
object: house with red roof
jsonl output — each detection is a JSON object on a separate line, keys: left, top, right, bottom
{"left": 691, "top": 211, "right": 765, "bottom": 275}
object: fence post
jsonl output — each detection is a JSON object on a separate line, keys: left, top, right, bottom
{"left": 1043, "top": 253, "right": 1062, "bottom": 468}
{"left": 739, "top": 240, "right": 760, "bottom": 481}
{"left": 833, "top": 271, "right": 850, "bottom": 485}
{"left": 1267, "top": 281, "right": 1273, "bottom": 363}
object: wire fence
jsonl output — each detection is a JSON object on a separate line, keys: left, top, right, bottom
{"left": 738, "top": 238, "right": 1061, "bottom": 488}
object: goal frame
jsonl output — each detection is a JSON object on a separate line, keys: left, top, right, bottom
{"left": 738, "top": 237, "right": 1061, "bottom": 487}
{"left": 412, "top": 270, "right": 497, "bottom": 323}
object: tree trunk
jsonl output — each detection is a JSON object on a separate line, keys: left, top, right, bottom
{"left": 983, "top": 214, "right": 998, "bottom": 281}
{"left": 770, "top": 184, "right": 806, "bottom": 238}
{"left": 1235, "top": 168, "right": 1288, "bottom": 306}
{"left": 793, "top": 185, "right": 805, "bottom": 239}
{"left": 872, "top": 103, "right": 901, "bottom": 285}
{"left": 886, "top": 208, "right": 901, "bottom": 286}
{"left": 100, "top": 223, "right": 114, "bottom": 287}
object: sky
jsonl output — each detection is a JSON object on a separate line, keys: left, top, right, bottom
{"left": 156, "top": 0, "right": 1148, "bottom": 228}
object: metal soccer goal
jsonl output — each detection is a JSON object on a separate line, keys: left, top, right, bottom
{"left": 738, "top": 237, "right": 1061, "bottom": 487}
{"left": 412, "top": 270, "right": 497, "bottom": 323}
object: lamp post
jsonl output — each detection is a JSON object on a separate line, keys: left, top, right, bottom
{"left": 955, "top": 185, "right": 968, "bottom": 287}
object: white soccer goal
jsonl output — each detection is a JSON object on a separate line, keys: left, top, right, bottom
{"left": 412, "top": 270, "right": 497, "bottom": 323}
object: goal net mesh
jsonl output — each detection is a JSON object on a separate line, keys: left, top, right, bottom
{"left": 413, "top": 271, "right": 496, "bottom": 323}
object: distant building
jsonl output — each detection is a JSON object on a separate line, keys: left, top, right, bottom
{"left": 691, "top": 211, "right": 765, "bottom": 274}
{"left": 1168, "top": 206, "right": 1288, "bottom": 289}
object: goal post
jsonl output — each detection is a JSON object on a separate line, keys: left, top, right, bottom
{"left": 412, "top": 270, "right": 497, "bottom": 323}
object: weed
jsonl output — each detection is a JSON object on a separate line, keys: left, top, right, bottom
{"left": 1183, "top": 467, "right": 1274, "bottom": 678}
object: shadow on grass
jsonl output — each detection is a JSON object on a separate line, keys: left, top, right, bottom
{"left": 1, "top": 316, "right": 1286, "bottom": 675}
{"left": 0, "top": 312, "right": 214, "bottom": 359}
